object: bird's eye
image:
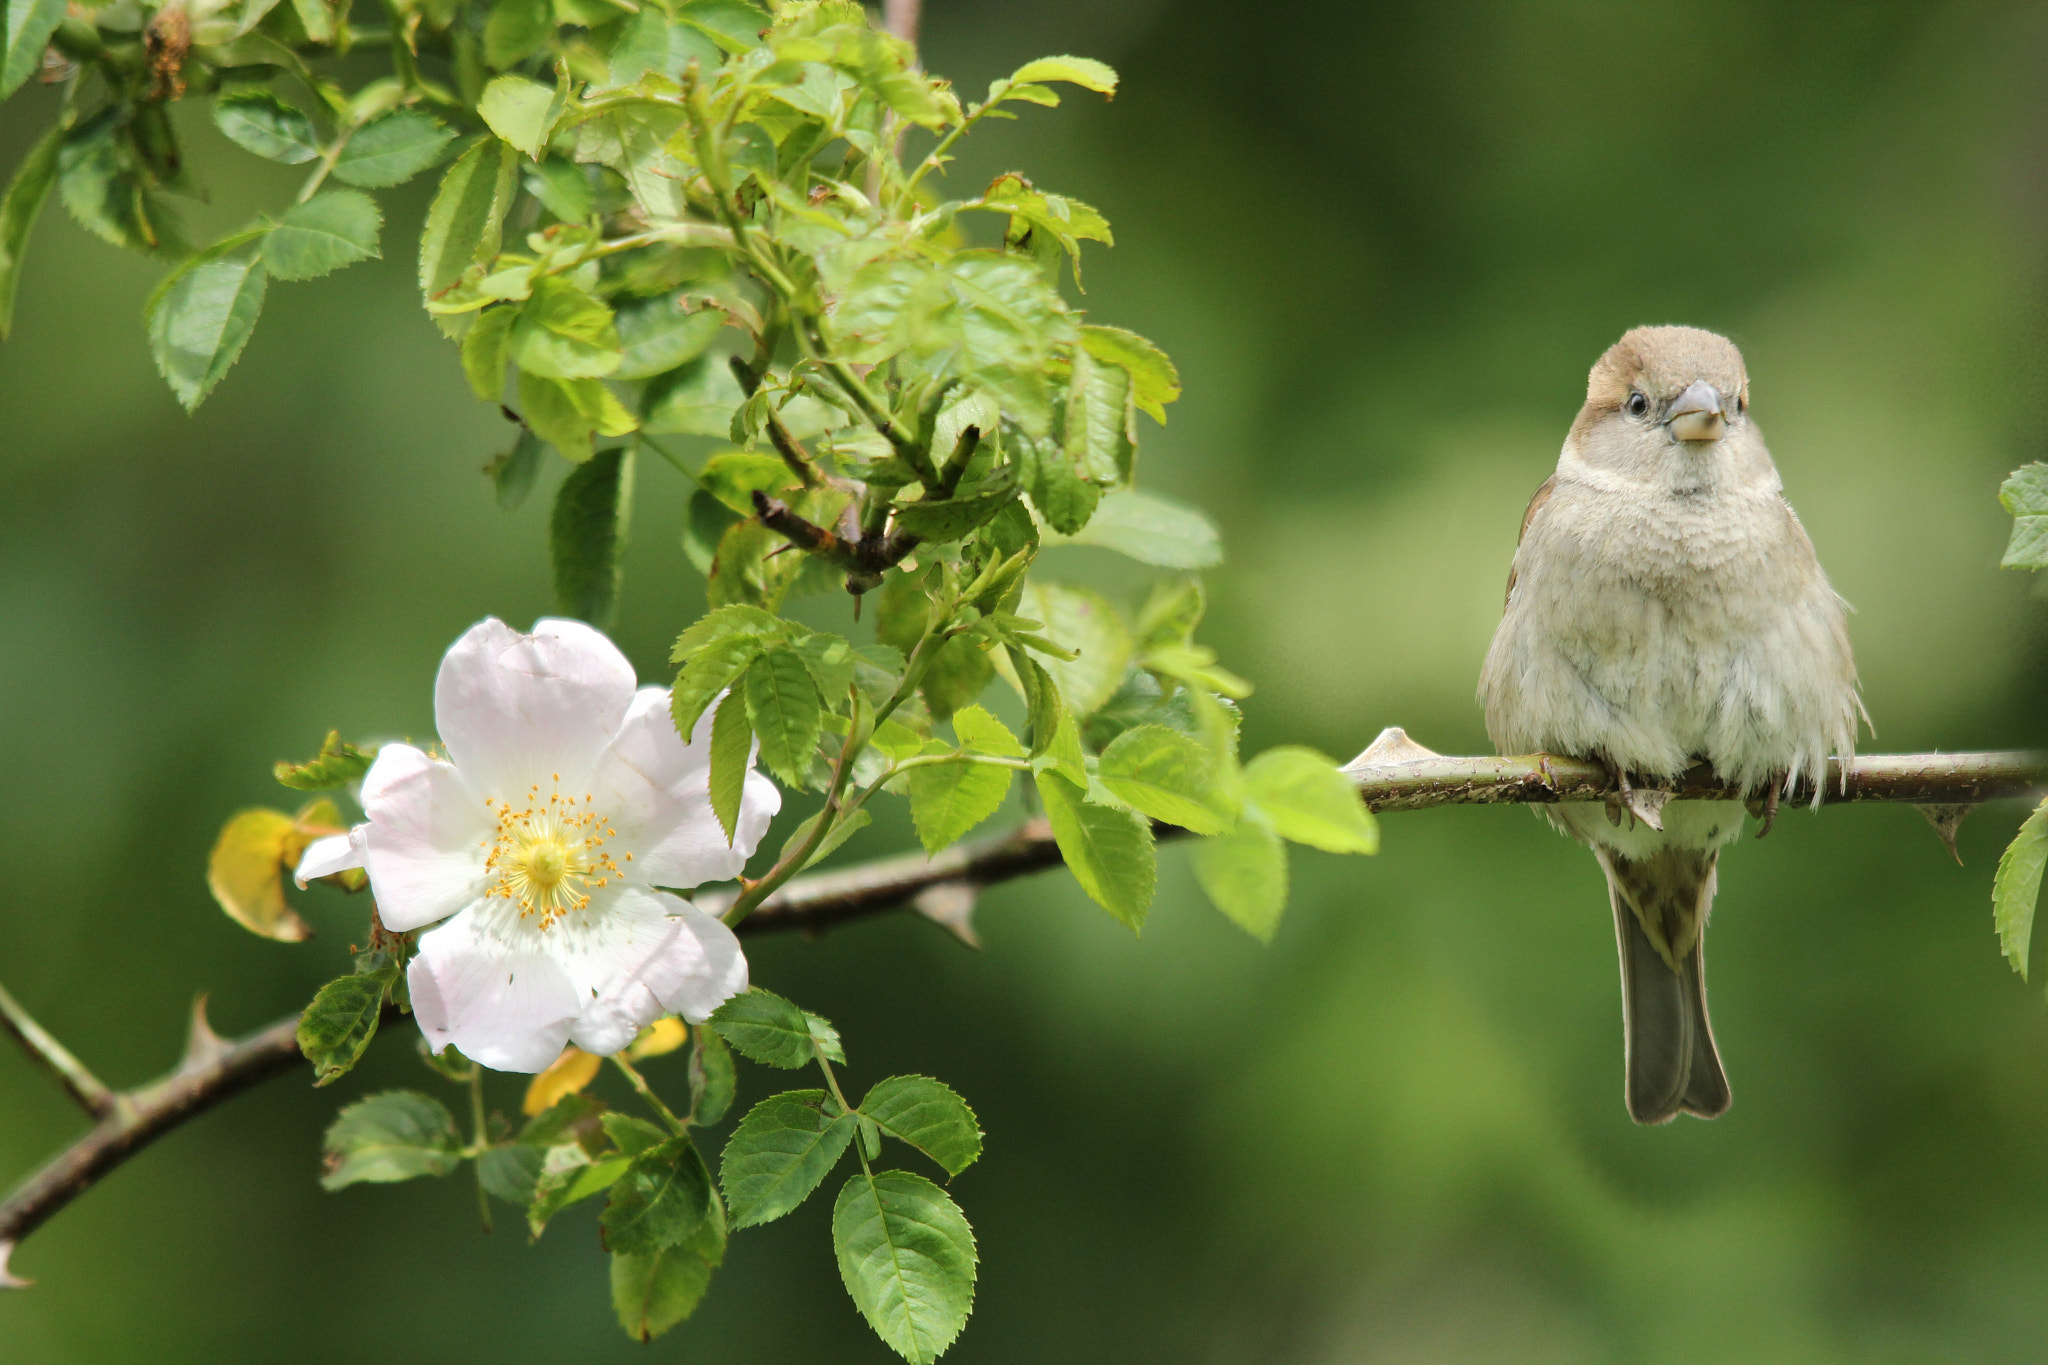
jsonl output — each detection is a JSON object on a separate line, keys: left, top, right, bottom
{"left": 1626, "top": 392, "right": 1649, "bottom": 417}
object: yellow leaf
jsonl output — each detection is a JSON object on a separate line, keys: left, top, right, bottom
{"left": 208, "top": 809, "right": 312, "bottom": 942}
{"left": 524, "top": 1046, "right": 602, "bottom": 1115}
{"left": 626, "top": 1017, "right": 688, "bottom": 1060}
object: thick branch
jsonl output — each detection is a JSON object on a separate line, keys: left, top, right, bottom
{"left": 3, "top": 742, "right": 2040, "bottom": 1271}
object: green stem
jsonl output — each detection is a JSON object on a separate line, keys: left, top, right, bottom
{"left": 295, "top": 118, "right": 362, "bottom": 204}
{"left": 0, "top": 981, "right": 114, "bottom": 1120}
{"left": 638, "top": 434, "right": 705, "bottom": 489}
{"left": 610, "top": 1055, "right": 687, "bottom": 1135}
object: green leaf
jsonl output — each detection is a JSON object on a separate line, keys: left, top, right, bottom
{"left": 614, "top": 294, "right": 724, "bottom": 380}
{"left": 832, "top": 1170, "right": 978, "bottom": 1365}
{"left": 289, "top": 0, "right": 334, "bottom": 43}
{"left": 671, "top": 633, "right": 765, "bottom": 741}
{"left": 688, "top": 1028, "right": 737, "bottom": 1126}
{"left": 213, "top": 90, "right": 320, "bottom": 164}
{"left": 918, "top": 634, "right": 995, "bottom": 723}
{"left": 953, "top": 704, "right": 1024, "bottom": 757}
{"left": 1035, "top": 771, "right": 1155, "bottom": 930}
{"left": 333, "top": 109, "right": 455, "bottom": 188}
{"left": 463, "top": 304, "right": 518, "bottom": 400}
{"left": 683, "top": 488, "right": 741, "bottom": 573}
{"left": 611, "top": 1202, "right": 726, "bottom": 1341}
{"left": 320, "top": 1090, "right": 461, "bottom": 1190}
{"left": 894, "top": 483, "right": 1021, "bottom": 541}
{"left": 297, "top": 966, "right": 397, "bottom": 1085}
{"left": 908, "top": 755, "right": 1011, "bottom": 856}
{"left": 489, "top": 428, "right": 545, "bottom": 509}
{"left": 145, "top": 235, "right": 268, "bottom": 412}
{"left": 793, "top": 629, "right": 857, "bottom": 703}
{"left": 804, "top": 1010, "right": 846, "bottom": 1065}
{"left": 420, "top": 136, "right": 517, "bottom": 298}
{"left": 1080, "top": 325, "right": 1179, "bottom": 423}
{"left": 708, "top": 689, "right": 753, "bottom": 844}
{"left": 1007, "top": 55, "right": 1117, "bottom": 94}
{"left": 0, "top": 126, "right": 61, "bottom": 340}
{"left": 1018, "top": 422, "right": 1099, "bottom": 535}
{"left": 707, "top": 987, "right": 816, "bottom": 1068}
{"left": 1018, "top": 582, "right": 1131, "bottom": 717}
{"left": 608, "top": 3, "right": 721, "bottom": 84}
{"left": 1994, "top": 798, "right": 2048, "bottom": 978}
{"left": 720, "top": 1089, "right": 857, "bottom": 1228}
{"left": 857, "top": 1076, "right": 981, "bottom": 1177}
{"left": 1243, "top": 746, "right": 1379, "bottom": 854}
{"left": 509, "top": 276, "right": 623, "bottom": 380}
{"left": 529, "top": 1146, "right": 632, "bottom": 1235}
{"left": 1193, "top": 818, "right": 1288, "bottom": 942}
{"left": 477, "top": 1143, "right": 548, "bottom": 1206}
{"left": 642, "top": 352, "right": 745, "bottom": 435}
{"left": 602, "top": 1112, "right": 671, "bottom": 1157}
{"left": 1097, "top": 724, "right": 1230, "bottom": 834}
{"left": 775, "top": 806, "right": 872, "bottom": 872}
{"left": 550, "top": 445, "right": 635, "bottom": 629}
{"left": 2000, "top": 463, "right": 2048, "bottom": 571}
{"left": 479, "top": 75, "right": 561, "bottom": 158}
{"left": 483, "top": 0, "right": 551, "bottom": 67}
{"left": 601, "top": 1136, "right": 714, "bottom": 1255}
{"left": 261, "top": 189, "right": 381, "bottom": 281}
{"left": 520, "top": 372, "right": 637, "bottom": 461}
{"left": 1055, "top": 489, "right": 1221, "bottom": 569}
{"left": 2, "top": 0, "right": 64, "bottom": 99}
{"left": 697, "top": 449, "right": 800, "bottom": 513}
{"left": 1064, "top": 345, "right": 1133, "bottom": 484}
{"left": 274, "top": 729, "right": 375, "bottom": 790}
{"left": 58, "top": 109, "right": 171, "bottom": 253}
{"left": 744, "top": 647, "right": 824, "bottom": 788}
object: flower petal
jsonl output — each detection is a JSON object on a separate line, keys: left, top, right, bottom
{"left": 356, "top": 743, "right": 491, "bottom": 933}
{"left": 292, "top": 830, "right": 363, "bottom": 888}
{"left": 408, "top": 907, "right": 583, "bottom": 1073}
{"left": 593, "top": 690, "right": 782, "bottom": 889}
{"left": 558, "top": 888, "right": 749, "bottom": 1054}
{"left": 433, "top": 617, "right": 638, "bottom": 801}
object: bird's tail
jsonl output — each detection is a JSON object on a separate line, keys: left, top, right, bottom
{"left": 1597, "top": 846, "right": 1731, "bottom": 1124}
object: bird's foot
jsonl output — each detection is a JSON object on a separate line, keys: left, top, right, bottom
{"left": 1747, "top": 780, "right": 1783, "bottom": 840}
{"left": 1601, "top": 759, "right": 1667, "bottom": 832}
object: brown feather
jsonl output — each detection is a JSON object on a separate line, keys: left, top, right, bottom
{"left": 1503, "top": 473, "right": 1556, "bottom": 608}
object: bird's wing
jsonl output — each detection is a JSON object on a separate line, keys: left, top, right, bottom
{"left": 1503, "top": 474, "right": 1557, "bottom": 608}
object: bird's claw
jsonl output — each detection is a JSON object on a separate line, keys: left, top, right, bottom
{"left": 1601, "top": 759, "right": 1667, "bottom": 831}
{"left": 1748, "top": 781, "right": 1782, "bottom": 840}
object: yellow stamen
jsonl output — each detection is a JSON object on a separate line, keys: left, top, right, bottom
{"left": 482, "top": 782, "right": 625, "bottom": 930}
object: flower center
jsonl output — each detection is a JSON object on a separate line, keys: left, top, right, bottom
{"left": 482, "top": 777, "right": 628, "bottom": 930}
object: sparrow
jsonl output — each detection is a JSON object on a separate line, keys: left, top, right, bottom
{"left": 1478, "top": 325, "right": 1864, "bottom": 1124}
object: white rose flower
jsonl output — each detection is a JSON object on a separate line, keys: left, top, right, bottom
{"left": 295, "top": 617, "right": 780, "bottom": 1072}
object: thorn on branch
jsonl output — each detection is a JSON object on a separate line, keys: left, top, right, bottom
{"left": 1917, "top": 804, "right": 1975, "bottom": 865}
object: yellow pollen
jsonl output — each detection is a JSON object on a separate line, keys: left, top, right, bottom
{"left": 482, "top": 782, "right": 625, "bottom": 930}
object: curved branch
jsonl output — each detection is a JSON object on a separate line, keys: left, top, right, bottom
{"left": 4, "top": 742, "right": 2042, "bottom": 1274}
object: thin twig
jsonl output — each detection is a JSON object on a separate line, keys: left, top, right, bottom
{"left": 0, "top": 982, "right": 115, "bottom": 1119}
{"left": 3, "top": 743, "right": 2042, "bottom": 1273}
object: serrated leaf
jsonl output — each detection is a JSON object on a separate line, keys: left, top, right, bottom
{"left": 744, "top": 647, "right": 823, "bottom": 788}
{"left": 857, "top": 1076, "right": 982, "bottom": 1177}
{"left": 614, "top": 294, "right": 724, "bottom": 380}
{"left": 688, "top": 1028, "right": 737, "bottom": 1126}
{"left": 0, "top": 124, "right": 58, "bottom": 340}
{"left": 707, "top": 987, "right": 815, "bottom": 1068}
{"left": 602, "top": 1112, "right": 672, "bottom": 1157}
{"left": 1064, "top": 346, "right": 1132, "bottom": 484}
{"left": 262, "top": 189, "right": 381, "bottom": 281}
{"left": 483, "top": 0, "right": 551, "bottom": 67}
{"left": 1243, "top": 746, "right": 1378, "bottom": 854}
{"left": 1080, "top": 325, "right": 1178, "bottom": 423}
{"left": 642, "top": 352, "right": 746, "bottom": 435}
{"left": 213, "top": 90, "right": 320, "bottom": 164}
{"left": 320, "top": 1090, "right": 460, "bottom": 1189}
{"left": 480, "top": 74, "right": 561, "bottom": 158}
{"left": 529, "top": 1146, "right": 632, "bottom": 1236}
{"left": 550, "top": 445, "right": 634, "bottom": 629}
{"left": 2, "top": 0, "right": 64, "bottom": 98}
{"left": 274, "top": 729, "right": 375, "bottom": 790}
{"left": 1018, "top": 582, "right": 1131, "bottom": 717}
{"left": 601, "top": 1136, "right": 714, "bottom": 1255}
{"left": 720, "top": 1089, "right": 856, "bottom": 1227}
{"left": 1055, "top": 489, "right": 1221, "bottom": 569}
{"left": 1193, "top": 817, "right": 1288, "bottom": 942}
{"left": 333, "top": 109, "right": 455, "bottom": 188}
{"left": 1007, "top": 55, "right": 1117, "bottom": 94}
{"left": 1097, "top": 724, "right": 1230, "bottom": 834}
{"left": 1035, "top": 771, "right": 1154, "bottom": 930}
{"left": 2001, "top": 463, "right": 2048, "bottom": 571}
{"left": 420, "top": 136, "right": 517, "bottom": 297}
{"left": 708, "top": 690, "right": 753, "bottom": 844}
{"left": 832, "top": 1170, "right": 978, "bottom": 1365}
{"left": 509, "top": 275, "right": 623, "bottom": 379}
{"left": 672, "top": 635, "right": 764, "bottom": 741}
{"left": 463, "top": 304, "right": 518, "bottom": 400}
{"left": 894, "top": 484, "right": 1020, "bottom": 541}
{"left": 146, "top": 236, "right": 269, "bottom": 411}
{"left": 296, "top": 966, "right": 397, "bottom": 1084}
{"left": 58, "top": 108, "right": 172, "bottom": 253}
{"left": 1995, "top": 799, "right": 2048, "bottom": 978}
{"left": 611, "top": 1201, "right": 726, "bottom": 1341}
{"left": 520, "top": 372, "right": 637, "bottom": 461}
{"left": 907, "top": 754, "right": 1010, "bottom": 855}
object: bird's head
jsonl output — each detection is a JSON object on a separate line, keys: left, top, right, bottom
{"left": 1567, "top": 325, "right": 1769, "bottom": 490}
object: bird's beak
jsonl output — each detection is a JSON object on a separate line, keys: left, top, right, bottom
{"left": 1666, "top": 380, "right": 1726, "bottom": 443}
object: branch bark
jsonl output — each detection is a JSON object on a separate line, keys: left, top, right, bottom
{"left": 4, "top": 740, "right": 2041, "bottom": 1273}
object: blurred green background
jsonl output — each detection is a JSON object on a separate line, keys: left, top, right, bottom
{"left": 5, "top": 1, "right": 2048, "bottom": 1360}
